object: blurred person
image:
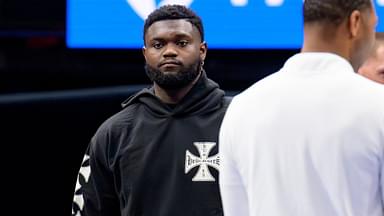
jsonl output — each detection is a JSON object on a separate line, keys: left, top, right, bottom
{"left": 219, "top": 0, "right": 384, "bottom": 216}
{"left": 358, "top": 32, "right": 384, "bottom": 84}
{"left": 72, "top": 5, "right": 230, "bottom": 216}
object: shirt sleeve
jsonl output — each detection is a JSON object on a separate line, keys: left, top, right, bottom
{"left": 219, "top": 105, "right": 250, "bottom": 216}
{"left": 72, "top": 132, "right": 120, "bottom": 216}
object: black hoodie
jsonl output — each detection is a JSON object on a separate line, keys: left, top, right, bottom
{"left": 72, "top": 72, "right": 231, "bottom": 216}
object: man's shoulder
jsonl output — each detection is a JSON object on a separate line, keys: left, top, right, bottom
{"left": 352, "top": 73, "right": 384, "bottom": 95}
{"left": 95, "top": 103, "right": 141, "bottom": 137}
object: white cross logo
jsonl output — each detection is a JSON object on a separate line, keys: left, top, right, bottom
{"left": 185, "top": 142, "right": 220, "bottom": 181}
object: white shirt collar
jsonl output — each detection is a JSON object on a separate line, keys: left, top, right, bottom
{"left": 282, "top": 52, "right": 355, "bottom": 75}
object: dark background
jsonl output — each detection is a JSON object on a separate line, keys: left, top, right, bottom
{"left": 0, "top": 0, "right": 298, "bottom": 215}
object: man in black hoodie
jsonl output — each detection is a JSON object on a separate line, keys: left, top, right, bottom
{"left": 72, "top": 5, "right": 230, "bottom": 216}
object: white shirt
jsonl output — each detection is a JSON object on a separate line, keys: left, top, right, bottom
{"left": 219, "top": 53, "right": 384, "bottom": 216}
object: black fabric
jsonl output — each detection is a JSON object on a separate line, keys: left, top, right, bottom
{"left": 72, "top": 72, "right": 231, "bottom": 216}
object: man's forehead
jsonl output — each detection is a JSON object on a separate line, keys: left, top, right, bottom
{"left": 146, "top": 19, "right": 196, "bottom": 37}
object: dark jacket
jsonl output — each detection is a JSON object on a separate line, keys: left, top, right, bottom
{"left": 72, "top": 72, "right": 231, "bottom": 216}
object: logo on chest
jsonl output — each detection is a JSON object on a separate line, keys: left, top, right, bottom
{"left": 185, "top": 142, "right": 220, "bottom": 181}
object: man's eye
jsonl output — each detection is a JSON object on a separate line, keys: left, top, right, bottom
{"left": 177, "top": 40, "right": 188, "bottom": 47}
{"left": 153, "top": 43, "right": 163, "bottom": 49}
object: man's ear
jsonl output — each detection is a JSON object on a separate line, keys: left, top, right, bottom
{"left": 200, "top": 41, "right": 207, "bottom": 61}
{"left": 142, "top": 46, "right": 147, "bottom": 61}
{"left": 348, "top": 10, "right": 362, "bottom": 38}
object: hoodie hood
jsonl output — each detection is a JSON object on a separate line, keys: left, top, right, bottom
{"left": 122, "top": 71, "right": 225, "bottom": 117}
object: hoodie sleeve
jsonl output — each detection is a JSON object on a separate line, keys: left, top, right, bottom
{"left": 72, "top": 129, "right": 120, "bottom": 216}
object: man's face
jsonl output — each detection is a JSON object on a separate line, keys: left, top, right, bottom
{"left": 143, "top": 19, "right": 207, "bottom": 90}
{"left": 358, "top": 42, "right": 384, "bottom": 84}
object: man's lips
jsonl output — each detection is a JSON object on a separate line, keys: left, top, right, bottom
{"left": 158, "top": 61, "right": 182, "bottom": 67}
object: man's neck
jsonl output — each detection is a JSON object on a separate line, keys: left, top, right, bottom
{"left": 154, "top": 72, "right": 202, "bottom": 104}
{"left": 301, "top": 23, "right": 350, "bottom": 61}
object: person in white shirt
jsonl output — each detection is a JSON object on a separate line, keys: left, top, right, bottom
{"left": 358, "top": 32, "right": 384, "bottom": 84}
{"left": 219, "top": 0, "right": 384, "bottom": 216}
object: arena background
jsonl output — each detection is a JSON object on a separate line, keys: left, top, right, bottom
{"left": 1, "top": 0, "right": 381, "bottom": 215}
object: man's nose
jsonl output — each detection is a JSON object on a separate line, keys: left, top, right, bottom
{"left": 163, "top": 44, "right": 178, "bottom": 57}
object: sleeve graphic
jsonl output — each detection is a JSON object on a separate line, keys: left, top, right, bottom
{"left": 72, "top": 154, "right": 91, "bottom": 216}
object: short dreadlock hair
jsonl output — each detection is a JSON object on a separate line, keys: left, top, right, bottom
{"left": 143, "top": 5, "right": 204, "bottom": 45}
{"left": 303, "top": 0, "right": 372, "bottom": 25}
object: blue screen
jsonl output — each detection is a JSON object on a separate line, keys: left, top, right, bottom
{"left": 67, "top": 0, "right": 384, "bottom": 49}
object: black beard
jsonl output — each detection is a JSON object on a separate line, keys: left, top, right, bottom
{"left": 145, "top": 59, "right": 202, "bottom": 90}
